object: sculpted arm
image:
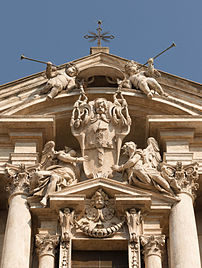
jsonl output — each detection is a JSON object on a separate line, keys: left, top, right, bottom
{"left": 113, "top": 154, "right": 141, "bottom": 172}
{"left": 57, "top": 151, "right": 87, "bottom": 163}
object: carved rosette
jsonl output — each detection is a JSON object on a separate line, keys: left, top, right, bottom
{"left": 141, "top": 235, "right": 165, "bottom": 258}
{"left": 162, "top": 161, "right": 199, "bottom": 199}
{"left": 5, "top": 163, "right": 36, "bottom": 197}
{"left": 35, "top": 233, "right": 59, "bottom": 258}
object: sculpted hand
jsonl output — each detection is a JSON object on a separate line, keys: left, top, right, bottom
{"left": 112, "top": 165, "right": 122, "bottom": 172}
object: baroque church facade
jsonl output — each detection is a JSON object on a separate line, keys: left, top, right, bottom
{"left": 0, "top": 46, "right": 201, "bottom": 268}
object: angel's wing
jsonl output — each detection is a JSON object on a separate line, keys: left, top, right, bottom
{"left": 143, "top": 137, "right": 161, "bottom": 168}
{"left": 40, "top": 141, "right": 55, "bottom": 170}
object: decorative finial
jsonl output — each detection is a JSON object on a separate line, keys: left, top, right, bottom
{"left": 84, "top": 21, "right": 114, "bottom": 47}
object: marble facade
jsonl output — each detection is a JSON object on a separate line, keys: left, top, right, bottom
{"left": 0, "top": 48, "right": 202, "bottom": 268}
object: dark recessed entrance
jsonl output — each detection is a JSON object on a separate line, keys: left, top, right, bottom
{"left": 72, "top": 250, "right": 128, "bottom": 268}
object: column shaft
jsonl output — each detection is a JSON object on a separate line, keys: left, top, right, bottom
{"left": 145, "top": 255, "right": 162, "bottom": 268}
{"left": 39, "top": 254, "right": 55, "bottom": 268}
{"left": 169, "top": 193, "right": 201, "bottom": 268}
{"left": 1, "top": 194, "right": 31, "bottom": 268}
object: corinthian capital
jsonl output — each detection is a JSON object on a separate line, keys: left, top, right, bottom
{"left": 141, "top": 235, "right": 165, "bottom": 258}
{"left": 5, "top": 163, "right": 38, "bottom": 196}
{"left": 161, "top": 161, "right": 199, "bottom": 199}
{"left": 35, "top": 233, "right": 59, "bottom": 258}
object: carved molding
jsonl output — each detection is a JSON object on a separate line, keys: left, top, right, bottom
{"left": 128, "top": 239, "right": 140, "bottom": 268}
{"left": 59, "top": 240, "right": 71, "bottom": 268}
{"left": 35, "top": 233, "right": 59, "bottom": 258}
{"left": 141, "top": 235, "right": 165, "bottom": 258}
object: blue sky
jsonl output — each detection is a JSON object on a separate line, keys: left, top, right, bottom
{"left": 0, "top": 0, "right": 202, "bottom": 85}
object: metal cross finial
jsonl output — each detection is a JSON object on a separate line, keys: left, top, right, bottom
{"left": 84, "top": 21, "right": 115, "bottom": 47}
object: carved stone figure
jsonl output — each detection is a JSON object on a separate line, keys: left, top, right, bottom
{"left": 75, "top": 189, "right": 124, "bottom": 237}
{"left": 112, "top": 138, "right": 177, "bottom": 195}
{"left": 40, "top": 62, "right": 79, "bottom": 99}
{"left": 126, "top": 208, "right": 142, "bottom": 242}
{"left": 71, "top": 91, "right": 131, "bottom": 178}
{"left": 30, "top": 141, "right": 87, "bottom": 207}
{"left": 59, "top": 208, "right": 75, "bottom": 241}
{"left": 122, "top": 60, "right": 168, "bottom": 98}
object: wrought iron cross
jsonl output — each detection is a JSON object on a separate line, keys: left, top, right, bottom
{"left": 84, "top": 21, "right": 114, "bottom": 47}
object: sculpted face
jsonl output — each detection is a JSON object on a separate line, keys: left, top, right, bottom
{"left": 125, "top": 61, "right": 138, "bottom": 75}
{"left": 66, "top": 66, "right": 77, "bottom": 77}
{"left": 122, "top": 142, "right": 137, "bottom": 155}
{"left": 94, "top": 193, "right": 105, "bottom": 209}
{"left": 94, "top": 99, "right": 107, "bottom": 115}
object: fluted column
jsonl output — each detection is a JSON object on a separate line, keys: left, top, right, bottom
{"left": 36, "top": 233, "right": 59, "bottom": 268}
{"left": 141, "top": 235, "right": 165, "bottom": 268}
{"left": 169, "top": 162, "right": 201, "bottom": 268}
{"left": 1, "top": 164, "right": 33, "bottom": 268}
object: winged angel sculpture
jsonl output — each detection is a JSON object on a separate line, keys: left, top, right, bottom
{"left": 112, "top": 137, "right": 181, "bottom": 195}
{"left": 29, "top": 141, "right": 87, "bottom": 206}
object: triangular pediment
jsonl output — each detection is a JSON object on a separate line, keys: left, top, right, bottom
{"left": 0, "top": 51, "right": 201, "bottom": 116}
{"left": 48, "top": 178, "right": 177, "bottom": 213}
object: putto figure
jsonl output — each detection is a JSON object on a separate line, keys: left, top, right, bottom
{"left": 122, "top": 59, "right": 168, "bottom": 98}
{"left": 40, "top": 62, "right": 79, "bottom": 99}
{"left": 112, "top": 138, "right": 179, "bottom": 195}
{"left": 71, "top": 91, "right": 131, "bottom": 178}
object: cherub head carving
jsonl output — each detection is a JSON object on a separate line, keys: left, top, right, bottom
{"left": 65, "top": 63, "right": 79, "bottom": 77}
{"left": 94, "top": 98, "right": 108, "bottom": 115}
{"left": 124, "top": 60, "right": 138, "bottom": 76}
{"left": 91, "top": 189, "right": 109, "bottom": 209}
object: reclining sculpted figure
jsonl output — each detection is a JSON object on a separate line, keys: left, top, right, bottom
{"left": 112, "top": 138, "right": 180, "bottom": 195}
{"left": 40, "top": 62, "right": 79, "bottom": 99}
{"left": 120, "top": 59, "right": 168, "bottom": 98}
{"left": 30, "top": 141, "right": 87, "bottom": 206}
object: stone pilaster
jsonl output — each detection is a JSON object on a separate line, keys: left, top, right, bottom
{"left": 36, "top": 233, "right": 59, "bottom": 268}
{"left": 141, "top": 235, "right": 165, "bottom": 268}
{"left": 126, "top": 209, "right": 142, "bottom": 268}
{"left": 169, "top": 162, "right": 201, "bottom": 268}
{"left": 1, "top": 164, "right": 34, "bottom": 268}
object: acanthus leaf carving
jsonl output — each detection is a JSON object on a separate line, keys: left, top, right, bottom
{"left": 161, "top": 161, "right": 199, "bottom": 199}
{"left": 35, "top": 233, "right": 59, "bottom": 257}
{"left": 140, "top": 235, "right": 165, "bottom": 258}
{"left": 5, "top": 163, "right": 38, "bottom": 196}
